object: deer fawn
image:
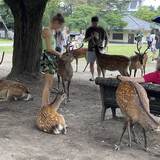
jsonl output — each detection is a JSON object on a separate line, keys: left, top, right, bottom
{"left": 65, "top": 42, "right": 88, "bottom": 72}
{"left": 57, "top": 50, "right": 74, "bottom": 102}
{"left": 92, "top": 37, "right": 130, "bottom": 77}
{"left": 130, "top": 42, "right": 149, "bottom": 77}
{"left": 0, "top": 80, "right": 32, "bottom": 101}
{"left": 36, "top": 91, "right": 67, "bottom": 134}
{"left": 0, "top": 52, "right": 5, "bottom": 65}
{"left": 115, "top": 81, "right": 160, "bottom": 151}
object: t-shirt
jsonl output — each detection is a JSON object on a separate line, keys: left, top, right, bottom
{"left": 143, "top": 71, "right": 160, "bottom": 84}
{"left": 84, "top": 26, "right": 108, "bottom": 51}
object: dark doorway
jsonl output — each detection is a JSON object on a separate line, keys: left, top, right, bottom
{"left": 128, "top": 34, "right": 134, "bottom": 44}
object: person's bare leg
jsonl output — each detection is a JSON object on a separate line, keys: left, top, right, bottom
{"left": 90, "top": 62, "right": 95, "bottom": 81}
{"left": 42, "top": 73, "right": 53, "bottom": 107}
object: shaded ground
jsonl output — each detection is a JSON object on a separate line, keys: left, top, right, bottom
{"left": 0, "top": 54, "right": 160, "bottom": 160}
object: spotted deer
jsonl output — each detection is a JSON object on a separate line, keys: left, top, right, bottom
{"left": 92, "top": 37, "right": 130, "bottom": 77}
{"left": 115, "top": 81, "right": 160, "bottom": 151}
{"left": 129, "top": 42, "right": 149, "bottom": 77}
{"left": 65, "top": 42, "right": 87, "bottom": 72}
{"left": 36, "top": 91, "right": 67, "bottom": 135}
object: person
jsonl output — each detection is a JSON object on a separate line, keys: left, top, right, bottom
{"left": 150, "top": 30, "right": 157, "bottom": 61}
{"left": 146, "top": 33, "right": 152, "bottom": 48}
{"left": 41, "top": 13, "right": 65, "bottom": 107}
{"left": 118, "top": 58, "right": 160, "bottom": 84}
{"left": 84, "top": 16, "right": 108, "bottom": 81}
{"left": 156, "top": 32, "right": 160, "bottom": 57}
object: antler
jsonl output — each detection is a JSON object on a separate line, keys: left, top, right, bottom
{"left": 136, "top": 41, "right": 142, "bottom": 54}
{"left": 0, "top": 52, "right": 5, "bottom": 65}
{"left": 143, "top": 44, "right": 150, "bottom": 54}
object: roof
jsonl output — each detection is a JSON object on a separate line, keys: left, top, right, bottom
{"left": 122, "top": 15, "right": 151, "bottom": 31}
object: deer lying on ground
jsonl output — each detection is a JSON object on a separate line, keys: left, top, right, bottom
{"left": 115, "top": 81, "right": 160, "bottom": 151}
{"left": 0, "top": 80, "right": 32, "bottom": 101}
{"left": 0, "top": 52, "right": 5, "bottom": 65}
{"left": 130, "top": 42, "right": 149, "bottom": 77}
{"left": 92, "top": 37, "right": 130, "bottom": 77}
{"left": 65, "top": 42, "right": 87, "bottom": 72}
{"left": 36, "top": 91, "right": 67, "bottom": 134}
{"left": 57, "top": 51, "right": 74, "bottom": 102}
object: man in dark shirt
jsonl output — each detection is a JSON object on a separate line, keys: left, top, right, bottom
{"left": 84, "top": 16, "right": 108, "bottom": 81}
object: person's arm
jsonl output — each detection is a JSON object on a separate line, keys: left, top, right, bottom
{"left": 84, "top": 28, "right": 91, "bottom": 42}
{"left": 42, "top": 29, "right": 61, "bottom": 57}
{"left": 118, "top": 75, "right": 145, "bottom": 83}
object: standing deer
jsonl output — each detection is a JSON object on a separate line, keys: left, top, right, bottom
{"left": 92, "top": 37, "right": 130, "bottom": 77}
{"left": 0, "top": 52, "right": 5, "bottom": 65}
{"left": 65, "top": 42, "right": 87, "bottom": 72}
{"left": 57, "top": 50, "right": 74, "bottom": 102}
{"left": 130, "top": 42, "right": 149, "bottom": 77}
{"left": 115, "top": 81, "right": 160, "bottom": 151}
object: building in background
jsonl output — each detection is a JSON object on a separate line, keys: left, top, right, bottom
{"left": 109, "top": 15, "right": 160, "bottom": 44}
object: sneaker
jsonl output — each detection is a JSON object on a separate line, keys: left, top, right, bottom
{"left": 89, "top": 78, "right": 95, "bottom": 81}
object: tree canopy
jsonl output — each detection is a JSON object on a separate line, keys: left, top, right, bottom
{"left": 134, "top": 6, "right": 160, "bottom": 22}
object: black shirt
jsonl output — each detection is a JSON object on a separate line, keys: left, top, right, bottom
{"left": 84, "top": 26, "right": 108, "bottom": 51}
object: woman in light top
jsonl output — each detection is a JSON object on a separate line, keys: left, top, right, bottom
{"left": 41, "top": 13, "right": 65, "bottom": 107}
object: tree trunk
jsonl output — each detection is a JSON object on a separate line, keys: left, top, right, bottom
{"left": 4, "top": 0, "right": 48, "bottom": 79}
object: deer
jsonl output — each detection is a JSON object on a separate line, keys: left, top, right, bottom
{"left": 0, "top": 52, "right": 5, "bottom": 65}
{"left": 115, "top": 81, "right": 160, "bottom": 151}
{"left": 0, "top": 79, "right": 32, "bottom": 101}
{"left": 36, "top": 90, "right": 67, "bottom": 135}
{"left": 57, "top": 50, "right": 74, "bottom": 102}
{"left": 65, "top": 42, "right": 88, "bottom": 72}
{"left": 92, "top": 37, "right": 130, "bottom": 77}
{"left": 129, "top": 42, "right": 149, "bottom": 77}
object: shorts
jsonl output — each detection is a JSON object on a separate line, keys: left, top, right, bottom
{"left": 40, "top": 51, "right": 58, "bottom": 75}
{"left": 87, "top": 51, "right": 96, "bottom": 63}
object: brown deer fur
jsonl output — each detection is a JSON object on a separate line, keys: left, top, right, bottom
{"left": 0, "top": 80, "right": 32, "bottom": 101}
{"left": 129, "top": 43, "right": 149, "bottom": 77}
{"left": 57, "top": 52, "right": 74, "bottom": 101}
{"left": 115, "top": 81, "right": 160, "bottom": 150}
{"left": 93, "top": 42, "right": 130, "bottom": 77}
{"left": 36, "top": 93, "right": 67, "bottom": 134}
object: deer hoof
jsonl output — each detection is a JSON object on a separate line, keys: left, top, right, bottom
{"left": 114, "top": 144, "right": 120, "bottom": 151}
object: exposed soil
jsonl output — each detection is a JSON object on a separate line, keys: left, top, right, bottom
{"left": 0, "top": 54, "right": 160, "bottom": 160}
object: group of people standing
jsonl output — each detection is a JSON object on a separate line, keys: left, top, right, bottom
{"left": 146, "top": 29, "right": 160, "bottom": 60}
{"left": 40, "top": 14, "right": 108, "bottom": 107}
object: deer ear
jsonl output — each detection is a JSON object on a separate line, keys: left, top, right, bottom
{"left": 135, "top": 51, "right": 139, "bottom": 55}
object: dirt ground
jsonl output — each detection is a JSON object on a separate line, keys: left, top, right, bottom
{"left": 0, "top": 54, "right": 160, "bottom": 160}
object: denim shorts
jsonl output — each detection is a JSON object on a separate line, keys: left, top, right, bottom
{"left": 87, "top": 51, "right": 96, "bottom": 63}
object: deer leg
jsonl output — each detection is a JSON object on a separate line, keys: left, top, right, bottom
{"left": 127, "top": 121, "right": 132, "bottom": 148}
{"left": 83, "top": 63, "right": 89, "bottom": 72}
{"left": 141, "top": 67, "right": 144, "bottom": 77}
{"left": 62, "top": 79, "right": 66, "bottom": 93}
{"left": 131, "top": 124, "right": 141, "bottom": 144}
{"left": 142, "top": 128, "right": 148, "bottom": 151}
{"left": 143, "top": 66, "right": 146, "bottom": 75}
{"left": 75, "top": 58, "right": 78, "bottom": 72}
{"left": 115, "top": 121, "right": 128, "bottom": 151}
{"left": 101, "top": 69, "right": 105, "bottom": 78}
{"left": 134, "top": 69, "right": 137, "bottom": 77}
{"left": 57, "top": 74, "right": 60, "bottom": 89}
{"left": 129, "top": 69, "right": 132, "bottom": 76}
{"left": 67, "top": 80, "right": 71, "bottom": 102}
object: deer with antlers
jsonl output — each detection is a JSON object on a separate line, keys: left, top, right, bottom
{"left": 129, "top": 42, "right": 149, "bottom": 77}
{"left": 64, "top": 42, "right": 88, "bottom": 72}
{"left": 92, "top": 37, "right": 130, "bottom": 77}
{"left": 0, "top": 52, "right": 5, "bottom": 65}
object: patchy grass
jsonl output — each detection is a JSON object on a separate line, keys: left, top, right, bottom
{"left": 108, "top": 44, "right": 151, "bottom": 57}
{"left": 0, "top": 38, "right": 13, "bottom": 44}
{"left": 0, "top": 46, "right": 13, "bottom": 54}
